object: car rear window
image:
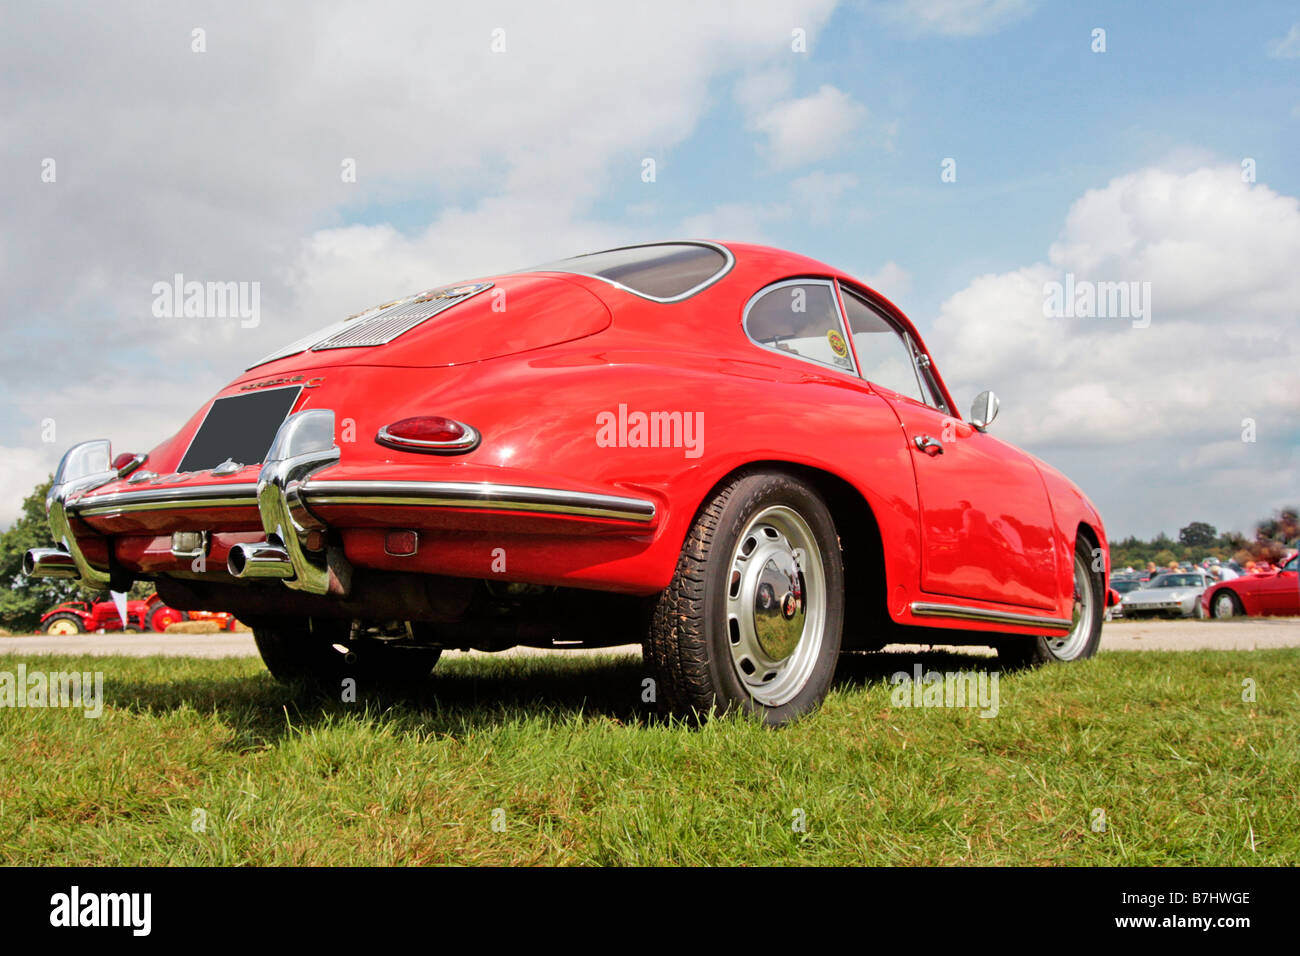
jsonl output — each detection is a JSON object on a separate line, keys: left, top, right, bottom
{"left": 531, "top": 242, "right": 730, "bottom": 301}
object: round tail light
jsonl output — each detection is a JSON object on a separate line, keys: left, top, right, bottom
{"left": 376, "top": 416, "right": 480, "bottom": 454}
{"left": 113, "top": 452, "right": 147, "bottom": 476}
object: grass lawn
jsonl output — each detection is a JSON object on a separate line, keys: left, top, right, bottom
{"left": 0, "top": 648, "right": 1295, "bottom": 865}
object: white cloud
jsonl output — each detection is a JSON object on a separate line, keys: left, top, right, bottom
{"left": 862, "top": 261, "right": 911, "bottom": 297}
{"left": 678, "top": 202, "right": 791, "bottom": 241}
{"left": 1267, "top": 23, "right": 1300, "bottom": 58}
{"left": 0, "top": 448, "right": 50, "bottom": 529}
{"left": 733, "top": 68, "right": 795, "bottom": 114}
{"left": 927, "top": 163, "right": 1300, "bottom": 537}
{"left": 790, "top": 170, "right": 860, "bottom": 223}
{"left": 0, "top": 0, "right": 841, "bottom": 521}
{"left": 753, "top": 85, "right": 868, "bottom": 168}
{"left": 878, "top": 0, "right": 1037, "bottom": 37}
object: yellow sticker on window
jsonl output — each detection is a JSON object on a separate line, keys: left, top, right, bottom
{"left": 827, "top": 329, "right": 849, "bottom": 358}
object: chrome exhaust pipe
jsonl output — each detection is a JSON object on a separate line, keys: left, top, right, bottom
{"left": 23, "top": 548, "right": 80, "bottom": 579}
{"left": 227, "top": 540, "right": 294, "bottom": 580}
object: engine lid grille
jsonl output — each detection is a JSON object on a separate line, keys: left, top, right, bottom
{"left": 246, "top": 281, "right": 493, "bottom": 368}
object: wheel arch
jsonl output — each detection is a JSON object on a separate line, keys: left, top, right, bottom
{"left": 688, "top": 459, "right": 893, "bottom": 651}
{"left": 1075, "top": 521, "right": 1106, "bottom": 583}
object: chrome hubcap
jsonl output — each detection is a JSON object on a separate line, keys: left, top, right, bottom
{"left": 1046, "top": 554, "right": 1095, "bottom": 660}
{"left": 725, "top": 505, "right": 826, "bottom": 706}
{"left": 1215, "top": 593, "right": 1235, "bottom": 617}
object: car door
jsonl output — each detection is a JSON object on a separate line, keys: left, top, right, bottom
{"left": 837, "top": 284, "right": 1060, "bottom": 611}
{"left": 1258, "top": 555, "right": 1299, "bottom": 614}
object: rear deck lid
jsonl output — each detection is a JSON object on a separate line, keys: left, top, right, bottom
{"left": 244, "top": 274, "right": 611, "bottom": 373}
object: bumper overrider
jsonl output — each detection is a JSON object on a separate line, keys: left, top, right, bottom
{"left": 25, "top": 409, "right": 658, "bottom": 596}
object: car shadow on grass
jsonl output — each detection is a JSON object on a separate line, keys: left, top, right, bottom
{"left": 99, "top": 646, "right": 1008, "bottom": 743}
{"left": 834, "top": 646, "right": 999, "bottom": 683}
{"left": 102, "top": 653, "right": 659, "bottom": 744}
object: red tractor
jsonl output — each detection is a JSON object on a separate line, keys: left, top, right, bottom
{"left": 38, "top": 593, "right": 238, "bottom": 634}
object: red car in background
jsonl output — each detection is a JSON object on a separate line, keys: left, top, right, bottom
{"left": 1202, "top": 553, "right": 1300, "bottom": 618}
{"left": 26, "top": 240, "right": 1111, "bottom": 724}
{"left": 39, "top": 593, "right": 237, "bottom": 634}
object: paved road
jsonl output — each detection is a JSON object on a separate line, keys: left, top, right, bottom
{"left": 1, "top": 618, "right": 1296, "bottom": 659}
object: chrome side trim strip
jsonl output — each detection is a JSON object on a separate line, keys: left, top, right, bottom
{"left": 72, "top": 483, "right": 261, "bottom": 516}
{"left": 304, "top": 480, "right": 657, "bottom": 523}
{"left": 69, "top": 479, "right": 657, "bottom": 525}
{"left": 910, "top": 601, "right": 1073, "bottom": 631}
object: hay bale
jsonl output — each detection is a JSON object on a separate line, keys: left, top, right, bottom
{"left": 163, "top": 620, "right": 222, "bottom": 635}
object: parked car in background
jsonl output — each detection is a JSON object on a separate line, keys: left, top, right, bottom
{"left": 25, "top": 240, "right": 1111, "bottom": 725}
{"left": 1105, "top": 573, "right": 1144, "bottom": 620}
{"left": 1202, "top": 552, "right": 1299, "bottom": 618}
{"left": 1120, "top": 570, "right": 1215, "bottom": 619}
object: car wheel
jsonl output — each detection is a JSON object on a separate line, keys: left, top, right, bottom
{"left": 1211, "top": 590, "right": 1242, "bottom": 619}
{"left": 252, "top": 619, "right": 442, "bottom": 693}
{"left": 148, "top": 605, "right": 185, "bottom": 632}
{"left": 645, "top": 471, "right": 845, "bottom": 726}
{"left": 998, "top": 540, "right": 1102, "bottom": 667}
{"left": 41, "top": 613, "right": 85, "bottom": 636}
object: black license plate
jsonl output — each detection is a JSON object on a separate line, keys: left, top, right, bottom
{"left": 177, "top": 386, "right": 303, "bottom": 473}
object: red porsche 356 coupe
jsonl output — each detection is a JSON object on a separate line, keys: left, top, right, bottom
{"left": 26, "top": 241, "right": 1110, "bottom": 723}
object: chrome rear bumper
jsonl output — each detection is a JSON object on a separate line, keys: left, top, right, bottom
{"left": 27, "top": 439, "right": 119, "bottom": 588}
{"left": 27, "top": 408, "right": 657, "bottom": 596}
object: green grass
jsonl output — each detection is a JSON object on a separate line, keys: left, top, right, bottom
{"left": 0, "top": 649, "right": 1296, "bottom": 865}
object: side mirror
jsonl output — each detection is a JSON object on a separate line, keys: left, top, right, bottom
{"left": 970, "top": 390, "right": 1000, "bottom": 430}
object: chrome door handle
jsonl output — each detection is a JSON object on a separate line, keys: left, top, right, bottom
{"left": 913, "top": 435, "right": 944, "bottom": 456}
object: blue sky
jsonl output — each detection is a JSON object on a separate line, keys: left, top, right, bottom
{"left": 341, "top": 0, "right": 1300, "bottom": 324}
{"left": 2, "top": 0, "right": 1298, "bottom": 540}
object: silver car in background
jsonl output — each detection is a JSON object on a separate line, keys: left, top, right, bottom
{"left": 1119, "top": 570, "right": 1215, "bottom": 618}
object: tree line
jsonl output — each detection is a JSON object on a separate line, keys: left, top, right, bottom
{"left": 1110, "top": 508, "right": 1298, "bottom": 571}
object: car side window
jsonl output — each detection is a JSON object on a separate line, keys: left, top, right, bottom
{"left": 838, "top": 286, "right": 933, "bottom": 406}
{"left": 744, "top": 280, "right": 856, "bottom": 374}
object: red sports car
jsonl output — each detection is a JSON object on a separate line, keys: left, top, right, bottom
{"left": 25, "top": 241, "right": 1110, "bottom": 723}
{"left": 1202, "top": 553, "right": 1299, "bottom": 618}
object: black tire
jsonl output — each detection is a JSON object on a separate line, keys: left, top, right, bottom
{"left": 40, "top": 612, "right": 85, "bottom": 635}
{"left": 644, "top": 471, "right": 845, "bottom": 726}
{"left": 253, "top": 619, "right": 442, "bottom": 694}
{"left": 997, "top": 538, "right": 1103, "bottom": 668}
{"left": 1210, "top": 589, "right": 1243, "bottom": 619}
